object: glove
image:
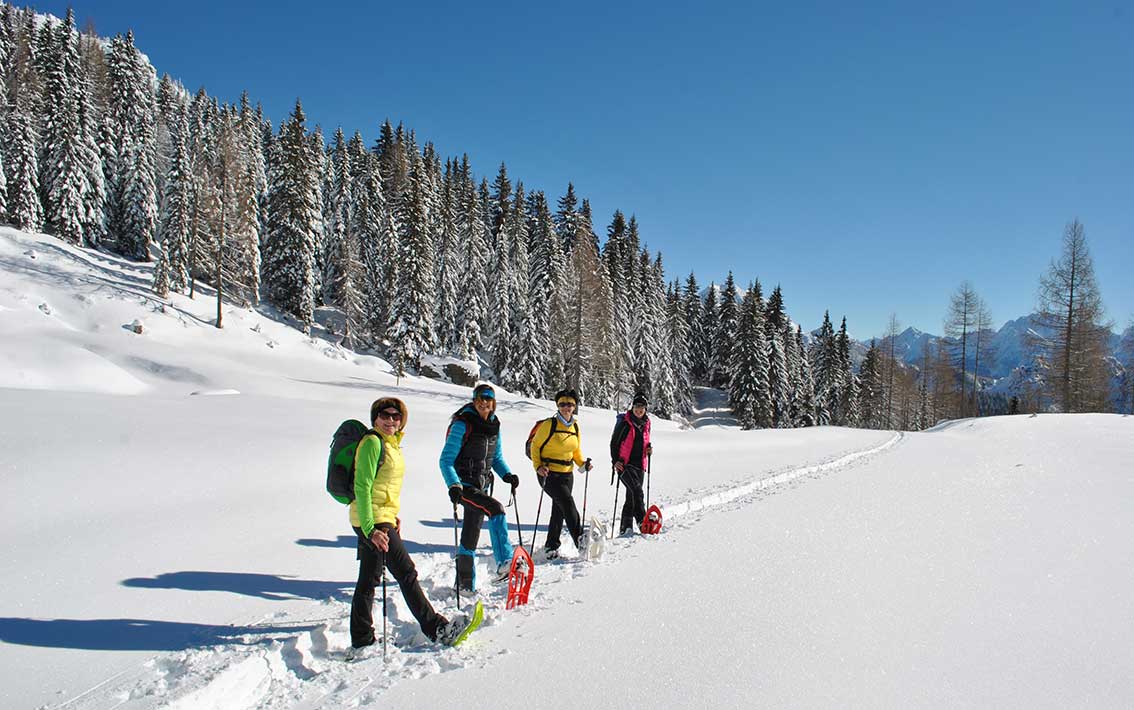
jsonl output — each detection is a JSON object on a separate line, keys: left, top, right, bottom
{"left": 584, "top": 459, "right": 593, "bottom": 472}
{"left": 448, "top": 485, "right": 463, "bottom": 505}
{"left": 503, "top": 474, "right": 519, "bottom": 494}
{"left": 646, "top": 443, "right": 653, "bottom": 456}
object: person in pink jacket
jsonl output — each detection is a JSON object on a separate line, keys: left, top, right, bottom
{"left": 609, "top": 392, "right": 653, "bottom": 535}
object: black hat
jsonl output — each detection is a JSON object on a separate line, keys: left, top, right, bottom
{"left": 632, "top": 392, "right": 648, "bottom": 407}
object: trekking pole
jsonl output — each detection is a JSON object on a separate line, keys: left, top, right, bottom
{"left": 452, "top": 505, "right": 460, "bottom": 610}
{"left": 610, "top": 465, "right": 621, "bottom": 539}
{"left": 647, "top": 453, "right": 652, "bottom": 508}
{"left": 580, "top": 458, "right": 592, "bottom": 524}
{"left": 381, "top": 551, "right": 388, "bottom": 661}
{"left": 512, "top": 492, "right": 525, "bottom": 550}
{"left": 530, "top": 475, "right": 546, "bottom": 558}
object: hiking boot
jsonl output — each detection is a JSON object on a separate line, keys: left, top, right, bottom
{"left": 345, "top": 639, "right": 379, "bottom": 661}
{"left": 545, "top": 548, "right": 560, "bottom": 560}
{"left": 435, "top": 615, "right": 467, "bottom": 646}
{"left": 619, "top": 526, "right": 634, "bottom": 537}
{"left": 493, "top": 561, "right": 511, "bottom": 583}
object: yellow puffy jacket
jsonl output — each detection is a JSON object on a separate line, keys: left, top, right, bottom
{"left": 350, "top": 399, "right": 409, "bottom": 536}
{"left": 530, "top": 416, "right": 586, "bottom": 474}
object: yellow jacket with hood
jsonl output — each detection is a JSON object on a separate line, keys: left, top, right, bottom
{"left": 530, "top": 415, "right": 586, "bottom": 474}
{"left": 350, "top": 398, "right": 408, "bottom": 536}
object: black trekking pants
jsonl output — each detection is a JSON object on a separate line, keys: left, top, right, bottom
{"left": 351, "top": 523, "right": 443, "bottom": 647}
{"left": 619, "top": 464, "right": 646, "bottom": 533}
{"left": 541, "top": 472, "right": 583, "bottom": 551}
{"left": 457, "top": 486, "right": 505, "bottom": 589}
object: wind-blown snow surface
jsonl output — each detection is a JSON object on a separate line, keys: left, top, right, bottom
{"left": 2, "top": 228, "right": 1133, "bottom": 709}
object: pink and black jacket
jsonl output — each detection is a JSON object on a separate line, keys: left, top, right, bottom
{"left": 610, "top": 410, "right": 651, "bottom": 471}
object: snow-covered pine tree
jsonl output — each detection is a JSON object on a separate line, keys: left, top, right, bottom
{"left": 793, "top": 325, "right": 817, "bottom": 427}
{"left": 107, "top": 31, "right": 157, "bottom": 260}
{"left": 764, "top": 285, "right": 792, "bottom": 427}
{"left": 528, "top": 190, "right": 565, "bottom": 393}
{"left": 350, "top": 147, "right": 388, "bottom": 343}
{"left": 505, "top": 183, "right": 543, "bottom": 395}
{"left": 555, "top": 182, "right": 579, "bottom": 250}
{"left": 810, "top": 311, "right": 837, "bottom": 425}
{"left": 835, "top": 316, "right": 860, "bottom": 426}
{"left": 39, "top": 15, "right": 85, "bottom": 245}
{"left": 455, "top": 158, "right": 489, "bottom": 359}
{"left": 489, "top": 161, "right": 510, "bottom": 244}
{"left": 153, "top": 112, "right": 191, "bottom": 296}
{"left": 322, "top": 127, "right": 350, "bottom": 307}
{"left": 858, "top": 340, "right": 884, "bottom": 429}
{"left": 667, "top": 279, "right": 695, "bottom": 415}
{"left": 713, "top": 272, "right": 739, "bottom": 390}
{"left": 601, "top": 210, "right": 634, "bottom": 392}
{"left": 262, "top": 99, "right": 318, "bottom": 330}
{"left": 731, "top": 282, "right": 772, "bottom": 429}
{"left": 6, "top": 108, "right": 42, "bottom": 231}
{"left": 488, "top": 185, "right": 515, "bottom": 377}
{"left": 73, "top": 20, "right": 106, "bottom": 246}
{"left": 701, "top": 283, "right": 719, "bottom": 387}
{"left": 432, "top": 159, "right": 460, "bottom": 353}
{"left": 386, "top": 149, "right": 437, "bottom": 373}
{"left": 683, "top": 272, "right": 709, "bottom": 384}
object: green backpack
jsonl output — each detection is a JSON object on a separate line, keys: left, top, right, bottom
{"left": 326, "top": 420, "right": 384, "bottom": 504}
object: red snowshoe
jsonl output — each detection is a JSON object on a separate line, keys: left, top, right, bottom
{"left": 506, "top": 546, "right": 535, "bottom": 609}
{"left": 640, "top": 504, "right": 663, "bottom": 535}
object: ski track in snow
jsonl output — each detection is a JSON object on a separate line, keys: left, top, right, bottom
{"left": 58, "top": 433, "right": 905, "bottom": 710}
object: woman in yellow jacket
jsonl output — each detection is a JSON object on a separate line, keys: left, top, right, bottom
{"left": 350, "top": 396, "right": 465, "bottom": 653}
{"left": 531, "top": 389, "right": 593, "bottom": 559}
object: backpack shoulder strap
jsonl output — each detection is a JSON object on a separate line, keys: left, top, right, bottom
{"left": 364, "top": 429, "right": 385, "bottom": 471}
{"left": 538, "top": 417, "right": 558, "bottom": 458}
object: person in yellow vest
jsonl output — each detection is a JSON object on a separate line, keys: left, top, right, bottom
{"left": 349, "top": 396, "right": 467, "bottom": 654}
{"left": 531, "top": 388, "right": 593, "bottom": 559}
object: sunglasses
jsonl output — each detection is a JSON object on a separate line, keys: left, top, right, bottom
{"left": 376, "top": 410, "right": 403, "bottom": 421}
{"left": 557, "top": 402, "right": 576, "bottom": 409}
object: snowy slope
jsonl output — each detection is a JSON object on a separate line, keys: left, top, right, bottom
{"left": 2, "top": 228, "right": 1133, "bottom": 709}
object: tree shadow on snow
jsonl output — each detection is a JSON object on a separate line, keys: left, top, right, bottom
{"left": 120, "top": 571, "right": 351, "bottom": 601}
{"left": 0, "top": 616, "right": 319, "bottom": 652}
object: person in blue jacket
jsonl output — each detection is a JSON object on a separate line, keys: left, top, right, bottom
{"left": 440, "top": 383, "right": 519, "bottom": 591}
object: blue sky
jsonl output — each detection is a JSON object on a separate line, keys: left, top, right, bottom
{"left": 45, "top": 0, "right": 1134, "bottom": 338}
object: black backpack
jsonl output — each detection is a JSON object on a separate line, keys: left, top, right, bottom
{"left": 327, "top": 420, "right": 384, "bottom": 504}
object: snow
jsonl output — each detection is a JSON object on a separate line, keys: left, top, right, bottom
{"left": 2, "top": 226, "right": 1133, "bottom": 709}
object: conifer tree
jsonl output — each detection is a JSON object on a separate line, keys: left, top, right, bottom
{"left": 683, "top": 272, "right": 709, "bottom": 384}
{"left": 793, "top": 325, "right": 817, "bottom": 427}
{"left": 765, "top": 286, "right": 792, "bottom": 426}
{"left": 858, "top": 340, "right": 885, "bottom": 429}
{"left": 153, "top": 113, "right": 191, "bottom": 296}
{"left": 489, "top": 161, "right": 511, "bottom": 243}
{"left": 6, "top": 108, "right": 41, "bottom": 231}
{"left": 107, "top": 31, "right": 157, "bottom": 260}
{"left": 456, "top": 164, "right": 489, "bottom": 359}
{"left": 262, "top": 99, "right": 318, "bottom": 330}
{"left": 811, "top": 311, "right": 837, "bottom": 425}
{"left": 39, "top": 15, "right": 84, "bottom": 245}
{"left": 731, "top": 282, "right": 772, "bottom": 429}
{"left": 713, "top": 272, "right": 739, "bottom": 388}
{"left": 555, "top": 182, "right": 579, "bottom": 249}
{"left": 432, "top": 159, "right": 460, "bottom": 353}
{"left": 701, "top": 283, "right": 719, "bottom": 387}
{"left": 386, "top": 149, "right": 436, "bottom": 373}
{"left": 835, "top": 316, "right": 860, "bottom": 426}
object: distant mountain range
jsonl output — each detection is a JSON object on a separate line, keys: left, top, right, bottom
{"left": 870, "top": 315, "right": 1131, "bottom": 379}
{"left": 851, "top": 316, "right": 1133, "bottom": 408}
